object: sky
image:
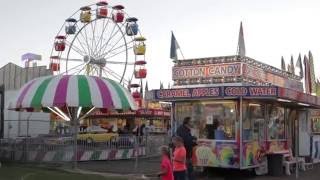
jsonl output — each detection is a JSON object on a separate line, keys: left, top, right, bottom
{"left": 1, "top": 0, "right": 320, "bottom": 90}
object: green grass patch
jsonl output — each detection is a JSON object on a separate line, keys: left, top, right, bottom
{"left": 0, "top": 164, "right": 126, "bottom": 180}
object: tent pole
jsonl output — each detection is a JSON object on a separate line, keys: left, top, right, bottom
{"left": 239, "top": 97, "right": 243, "bottom": 169}
{"left": 71, "top": 107, "right": 78, "bottom": 169}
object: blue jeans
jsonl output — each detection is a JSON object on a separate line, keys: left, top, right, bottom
{"left": 174, "top": 170, "right": 186, "bottom": 180}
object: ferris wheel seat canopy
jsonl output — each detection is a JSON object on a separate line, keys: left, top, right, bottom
{"left": 96, "top": 1, "right": 108, "bottom": 6}
{"left": 50, "top": 56, "right": 60, "bottom": 60}
{"left": 65, "top": 18, "right": 77, "bottom": 23}
{"left": 135, "top": 60, "right": 147, "bottom": 65}
{"left": 128, "top": 83, "right": 140, "bottom": 88}
{"left": 134, "top": 37, "right": 146, "bottom": 41}
{"left": 126, "top": 17, "right": 138, "bottom": 22}
{"left": 80, "top": 6, "right": 91, "bottom": 11}
{"left": 112, "top": 5, "right": 125, "bottom": 10}
{"left": 55, "top": 35, "right": 66, "bottom": 40}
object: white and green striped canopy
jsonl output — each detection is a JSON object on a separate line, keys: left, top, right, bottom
{"left": 9, "top": 75, "right": 137, "bottom": 111}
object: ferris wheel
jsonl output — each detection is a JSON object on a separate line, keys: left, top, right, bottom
{"left": 49, "top": 1, "right": 147, "bottom": 89}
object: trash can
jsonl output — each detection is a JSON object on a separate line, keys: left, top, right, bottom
{"left": 267, "top": 154, "right": 283, "bottom": 176}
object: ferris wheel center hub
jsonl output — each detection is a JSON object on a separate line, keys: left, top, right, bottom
{"left": 83, "top": 55, "right": 106, "bottom": 66}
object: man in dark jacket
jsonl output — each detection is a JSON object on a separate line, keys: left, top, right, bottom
{"left": 176, "top": 117, "right": 196, "bottom": 180}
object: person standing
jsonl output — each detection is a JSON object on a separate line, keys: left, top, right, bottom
{"left": 173, "top": 136, "right": 187, "bottom": 180}
{"left": 157, "top": 146, "right": 174, "bottom": 180}
{"left": 176, "top": 117, "right": 196, "bottom": 180}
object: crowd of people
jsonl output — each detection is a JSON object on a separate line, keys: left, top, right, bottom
{"left": 157, "top": 117, "right": 197, "bottom": 180}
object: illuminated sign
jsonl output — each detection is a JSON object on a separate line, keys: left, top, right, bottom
{"left": 147, "top": 86, "right": 320, "bottom": 107}
{"left": 156, "top": 87, "right": 220, "bottom": 99}
{"left": 152, "top": 86, "right": 278, "bottom": 100}
{"left": 224, "top": 86, "right": 278, "bottom": 97}
{"left": 173, "top": 62, "right": 303, "bottom": 91}
{"left": 172, "top": 63, "right": 241, "bottom": 80}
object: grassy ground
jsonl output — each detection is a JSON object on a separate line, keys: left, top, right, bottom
{"left": 0, "top": 164, "right": 126, "bottom": 180}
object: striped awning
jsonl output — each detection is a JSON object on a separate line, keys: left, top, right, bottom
{"left": 9, "top": 75, "right": 137, "bottom": 111}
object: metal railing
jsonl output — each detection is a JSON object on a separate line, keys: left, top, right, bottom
{"left": 0, "top": 134, "right": 168, "bottom": 162}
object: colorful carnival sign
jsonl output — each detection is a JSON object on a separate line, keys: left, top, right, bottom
{"left": 173, "top": 62, "right": 303, "bottom": 91}
{"left": 172, "top": 63, "right": 241, "bottom": 80}
{"left": 90, "top": 108, "right": 170, "bottom": 117}
{"left": 150, "top": 86, "right": 278, "bottom": 100}
{"left": 146, "top": 86, "right": 320, "bottom": 107}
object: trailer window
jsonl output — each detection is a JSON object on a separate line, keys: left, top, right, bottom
{"left": 175, "top": 101, "right": 236, "bottom": 140}
{"left": 242, "top": 102, "right": 265, "bottom": 141}
{"left": 175, "top": 102, "right": 193, "bottom": 131}
{"left": 268, "top": 105, "right": 285, "bottom": 140}
{"left": 196, "top": 101, "right": 236, "bottom": 140}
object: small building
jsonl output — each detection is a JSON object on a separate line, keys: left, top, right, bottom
{"left": 0, "top": 63, "right": 52, "bottom": 138}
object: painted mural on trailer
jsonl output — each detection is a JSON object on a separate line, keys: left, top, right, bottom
{"left": 242, "top": 141, "right": 263, "bottom": 167}
{"left": 192, "top": 140, "right": 239, "bottom": 168}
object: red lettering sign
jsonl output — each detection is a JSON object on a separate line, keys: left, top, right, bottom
{"left": 158, "top": 89, "right": 191, "bottom": 98}
{"left": 249, "top": 87, "right": 277, "bottom": 96}
{"left": 172, "top": 63, "right": 241, "bottom": 80}
{"left": 225, "top": 87, "right": 248, "bottom": 96}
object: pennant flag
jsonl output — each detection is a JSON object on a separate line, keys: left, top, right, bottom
{"left": 144, "top": 81, "right": 149, "bottom": 103}
{"left": 290, "top": 55, "right": 295, "bottom": 74}
{"left": 296, "top": 53, "right": 303, "bottom": 77}
{"left": 170, "top": 31, "right": 181, "bottom": 60}
{"left": 160, "top": 81, "right": 164, "bottom": 89}
{"left": 281, "top": 56, "right": 286, "bottom": 71}
{"left": 304, "top": 55, "right": 311, "bottom": 94}
{"left": 145, "top": 81, "right": 149, "bottom": 92}
{"left": 140, "top": 80, "right": 144, "bottom": 96}
{"left": 237, "top": 22, "right": 246, "bottom": 57}
{"left": 309, "top": 51, "right": 316, "bottom": 94}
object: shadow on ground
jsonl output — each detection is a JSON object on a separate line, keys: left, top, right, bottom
{"left": 196, "top": 168, "right": 256, "bottom": 180}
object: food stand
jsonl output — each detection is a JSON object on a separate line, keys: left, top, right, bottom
{"left": 146, "top": 55, "right": 320, "bottom": 171}
{"left": 84, "top": 108, "right": 170, "bottom": 135}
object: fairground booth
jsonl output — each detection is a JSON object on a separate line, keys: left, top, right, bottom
{"left": 146, "top": 55, "right": 320, "bottom": 172}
